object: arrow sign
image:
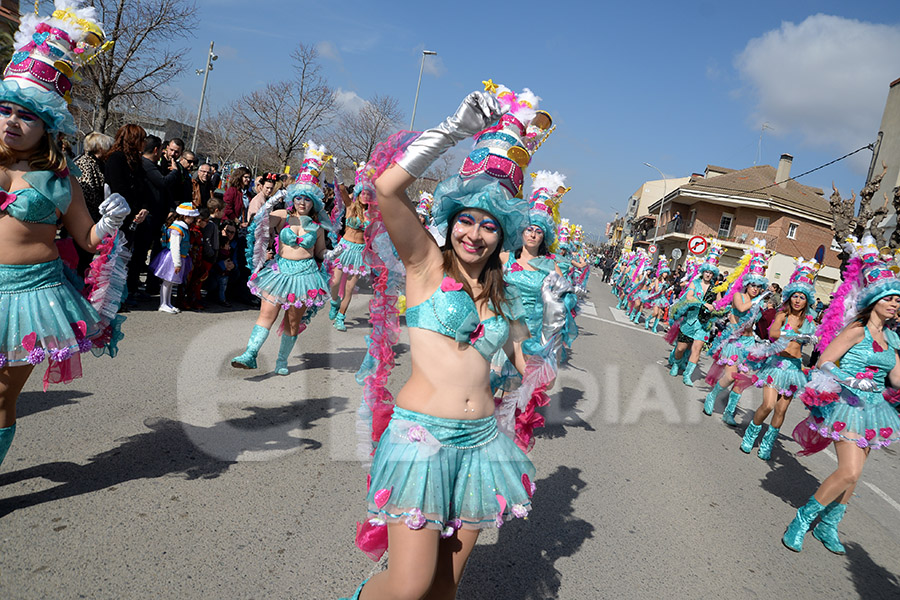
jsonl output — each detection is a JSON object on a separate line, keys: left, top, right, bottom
{"left": 648, "top": 244, "right": 657, "bottom": 254}
{"left": 688, "top": 235, "right": 708, "bottom": 255}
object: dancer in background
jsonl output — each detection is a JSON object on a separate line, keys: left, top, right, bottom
{"left": 231, "top": 142, "right": 330, "bottom": 375}
{"left": 642, "top": 255, "right": 672, "bottom": 333}
{"left": 785, "top": 236, "right": 900, "bottom": 553}
{"left": 0, "top": 1, "right": 127, "bottom": 468}
{"left": 740, "top": 257, "right": 818, "bottom": 459}
{"left": 328, "top": 162, "right": 371, "bottom": 332}
{"left": 703, "top": 240, "right": 770, "bottom": 425}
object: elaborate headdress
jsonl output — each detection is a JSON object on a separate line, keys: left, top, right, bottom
{"left": 431, "top": 80, "right": 552, "bottom": 250}
{"left": 557, "top": 218, "right": 571, "bottom": 250}
{"left": 655, "top": 254, "right": 670, "bottom": 277}
{"left": 572, "top": 224, "right": 584, "bottom": 248}
{"left": 415, "top": 191, "right": 434, "bottom": 219}
{"left": 353, "top": 161, "right": 374, "bottom": 200}
{"left": 527, "top": 170, "right": 567, "bottom": 248}
{"left": 744, "top": 239, "right": 770, "bottom": 288}
{"left": 0, "top": 0, "right": 110, "bottom": 136}
{"left": 852, "top": 236, "right": 900, "bottom": 310}
{"left": 288, "top": 140, "right": 331, "bottom": 214}
{"left": 698, "top": 240, "right": 723, "bottom": 277}
{"left": 712, "top": 238, "right": 769, "bottom": 309}
{"left": 783, "top": 256, "right": 819, "bottom": 307}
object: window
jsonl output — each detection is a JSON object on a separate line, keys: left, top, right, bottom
{"left": 688, "top": 209, "right": 696, "bottom": 228}
{"left": 787, "top": 222, "right": 798, "bottom": 239}
{"left": 718, "top": 213, "right": 734, "bottom": 238}
{"left": 754, "top": 217, "right": 769, "bottom": 233}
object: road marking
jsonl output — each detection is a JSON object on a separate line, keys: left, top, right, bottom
{"left": 822, "top": 448, "right": 900, "bottom": 516}
{"left": 597, "top": 317, "right": 663, "bottom": 336}
{"left": 608, "top": 307, "right": 632, "bottom": 324}
{"left": 581, "top": 301, "right": 597, "bottom": 317}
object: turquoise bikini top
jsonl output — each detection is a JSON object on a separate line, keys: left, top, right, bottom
{"left": 0, "top": 170, "right": 72, "bottom": 225}
{"left": 346, "top": 216, "right": 365, "bottom": 230}
{"left": 405, "top": 276, "right": 513, "bottom": 362}
{"left": 279, "top": 216, "right": 318, "bottom": 249}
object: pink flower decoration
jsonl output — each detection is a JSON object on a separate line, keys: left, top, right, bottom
{"left": 440, "top": 277, "right": 463, "bottom": 292}
{"left": 440, "top": 525, "right": 455, "bottom": 538}
{"left": 0, "top": 354, "right": 6, "bottom": 368}
{"left": 509, "top": 263, "right": 524, "bottom": 272}
{"left": 0, "top": 190, "right": 17, "bottom": 211}
{"left": 405, "top": 508, "right": 426, "bottom": 530}
{"left": 511, "top": 504, "right": 528, "bottom": 518}
{"left": 857, "top": 438, "right": 869, "bottom": 448}
{"left": 469, "top": 323, "right": 485, "bottom": 344}
{"left": 407, "top": 425, "right": 428, "bottom": 442}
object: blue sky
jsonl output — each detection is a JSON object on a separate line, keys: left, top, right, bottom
{"left": 167, "top": 0, "right": 900, "bottom": 242}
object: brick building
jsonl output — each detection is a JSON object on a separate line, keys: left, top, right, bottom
{"left": 645, "top": 154, "right": 841, "bottom": 300}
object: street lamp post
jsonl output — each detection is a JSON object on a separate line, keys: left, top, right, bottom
{"left": 191, "top": 41, "right": 218, "bottom": 153}
{"left": 410, "top": 50, "right": 437, "bottom": 130}
{"left": 643, "top": 162, "right": 667, "bottom": 245}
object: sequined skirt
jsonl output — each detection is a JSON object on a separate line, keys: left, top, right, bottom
{"left": 811, "top": 389, "right": 900, "bottom": 449}
{"left": 753, "top": 355, "right": 807, "bottom": 396}
{"left": 328, "top": 239, "right": 368, "bottom": 276}
{"left": 364, "top": 407, "right": 535, "bottom": 535}
{"left": 248, "top": 256, "right": 328, "bottom": 310}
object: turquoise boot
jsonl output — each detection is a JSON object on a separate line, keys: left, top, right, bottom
{"left": 722, "top": 390, "right": 741, "bottom": 426}
{"left": 757, "top": 426, "right": 780, "bottom": 460}
{"left": 334, "top": 312, "right": 347, "bottom": 332}
{"left": 0, "top": 423, "right": 16, "bottom": 468}
{"left": 644, "top": 314, "right": 651, "bottom": 329}
{"left": 667, "top": 347, "right": 677, "bottom": 367}
{"left": 231, "top": 325, "right": 269, "bottom": 369}
{"left": 651, "top": 317, "right": 660, "bottom": 333}
{"left": 812, "top": 502, "right": 848, "bottom": 554}
{"left": 329, "top": 299, "right": 341, "bottom": 320}
{"left": 682, "top": 361, "right": 697, "bottom": 387}
{"left": 783, "top": 496, "right": 826, "bottom": 552}
{"left": 339, "top": 578, "right": 368, "bottom": 600}
{"left": 740, "top": 422, "right": 762, "bottom": 453}
{"left": 616, "top": 297, "right": 625, "bottom": 310}
{"left": 274, "top": 334, "right": 298, "bottom": 376}
{"left": 704, "top": 384, "right": 723, "bottom": 415}
{"left": 669, "top": 354, "right": 686, "bottom": 376}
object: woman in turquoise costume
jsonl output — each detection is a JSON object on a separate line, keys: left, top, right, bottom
{"left": 231, "top": 142, "right": 330, "bottom": 376}
{"left": 739, "top": 257, "right": 818, "bottom": 459}
{"left": 703, "top": 240, "right": 770, "bottom": 425}
{"left": 327, "top": 161, "right": 371, "bottom": 332}
{"left": 783, "top": 236, "right": 900, "bottom": 553}
{"left": 341, "top": 84, "right": 552, "bottom": 600}
{"left": 668, "top": 242, "right": 724, "bottom": 386}
{"left": 0, "top": 1, "right": 128, "bottom": 469}
{"left": 640, "top": 255, "right": 672, "bottom": 332}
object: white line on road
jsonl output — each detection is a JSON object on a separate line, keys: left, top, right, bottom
{"left": 597, "top": 317, "right": 663, "bottom": 336}
{"left": 821, "top": 448, "right": 900, "bottom": 515}
{"left": 581, "top": 301, "right": 598, "bottom": 317}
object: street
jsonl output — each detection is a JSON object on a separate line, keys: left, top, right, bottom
{"left": 1, "top": 278, "right": 899, "bottom": 599}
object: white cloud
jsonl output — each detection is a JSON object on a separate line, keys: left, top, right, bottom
{"left": 333, "top": 88, "right": 366, "bottom": 115}
{"left": 735, "top": 14, "right": 900, "bottom": 151}
{"left": 316, "top": 40, "right": 340, "bottom": 62}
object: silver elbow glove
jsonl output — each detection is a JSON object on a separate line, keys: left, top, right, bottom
{"left": 820, "top": 361, "right": 877, "bottom": 392}
{"left": 94, "top": 193, "right": 130, "bottom": 239}
{"left": 396, "top": 91, "right": 504, "bottom": 178}
{"left": 540, "top": 272, "right": 575, "bottom": 347}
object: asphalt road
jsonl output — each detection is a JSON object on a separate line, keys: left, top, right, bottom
{"left": 1, "top": 279, "right": 899, "bottom": 599}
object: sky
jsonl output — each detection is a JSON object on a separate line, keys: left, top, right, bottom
{"left": 163, "top": 0, "right": 900, "bottom": 242}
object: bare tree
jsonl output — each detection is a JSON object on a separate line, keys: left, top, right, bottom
{"left": 231, "top": 43, "right": 335, "bottom": 170}
{"left": 329, "top": 93, "right": 403, "bottom": 164}
{"left": 829, "top": 163, "right": 890, "bottom": 248}
{"left": 79, "top": 0, "right": 197, "bottom": 133}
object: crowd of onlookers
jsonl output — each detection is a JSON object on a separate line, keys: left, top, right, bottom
{"left": 70, "top": 123, "right": 312, "bottom": 314}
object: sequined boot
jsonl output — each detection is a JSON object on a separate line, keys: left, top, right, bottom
{"left": 651, "top": 317, "right": 660, "bottom": 333}
{"left": 704, "top": 384, "right": 723, "bottom": 415}
{"left": 274, "top": 334, "right": 298, "bottom": 376}
{"left": 0, "top": 423, "right": 16, "bottom": 468}
{"left": 334, "top": 312, "right": 347, "bottom": 332}
{"left": 682, "top": 361, "right": 697, "bottom": 387}
{"left": 669, "top": 354, "right": 686, "bottom": 377}
{"left": 740, "top": 422, "right": 762, "bottom": 453}
{"left": 329, "top": 298, "right": 341, "bottom": 320}
{"left": 757, "top": 426, "right": 780, "bottom": 460}
{"left": 231, "top": 325, "right": 269, "bottom": 369}
{"left": 812, "top": 502, "right": 847, "bottom": 554}
{"left": 782, "top": 496, "right": 826, "bottom": 552}
{"left": 722, "top": 390, "right": 741, "bottom": 426}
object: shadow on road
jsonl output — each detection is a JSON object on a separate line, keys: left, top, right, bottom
{"left": 293, "top": 344, "right": 408, "bottom": 373}
{"left": 536, "top": 386, "right": 597, "bottom": 442}
{"left": 0, "top": 396, "right": 345, "bottom": 518}
{"left": 16, "top": 390, "right": 93, "bottom": 419}
{"left": 458, "top": 466, "right": 594, "bottom": 599}
{"left": 844, "top": 542, "right": 900, "bottom": 599}
{"left": 734, "top": 426, "right": 822, "bottom": 509}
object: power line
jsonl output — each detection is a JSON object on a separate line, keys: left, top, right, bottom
{"left": 747, "top": 143, "right": 875, "bottom": 195}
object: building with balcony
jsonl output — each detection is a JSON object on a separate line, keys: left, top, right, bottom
{"left": 624, "top": 176, "right": 691, "bottom": 237}
{"left": 644, "top": 154, "right": 841, "bottom": 300}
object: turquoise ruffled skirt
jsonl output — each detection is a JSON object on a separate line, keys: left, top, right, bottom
{"left": 753, "top": 356, "right": 807, "bottom": 396}
{"left": 365, "top": 407, "right": 535, "bottom": 535}
{"left": 0, "top": 259, "right": 102, "bottom": 367}
{"left": 248, "top": 255, "right": 328, "bottom": 310}
{"left": 812, "top": 389, "right": 900, "bottom": 449}
{"left": 714, "top": 337, "right": 753, "bottom": 366}
{"left": 329, "top": 239, "right": 368, "bottom": 276}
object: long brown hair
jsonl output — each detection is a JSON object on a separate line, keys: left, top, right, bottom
{"left": 228, "top": 166, "right": 250, "bottom": 189}
{"left": 0, "top": 130, "right": 68, "bottom": 173}
{"left": 104, "top": 124, "right": 146, "bottom": 169}
{"left": 346, "top": 197, "right": 366, "bottom": 224}
{"left": 441, "top": 212, "right": 509, "bottom": 319}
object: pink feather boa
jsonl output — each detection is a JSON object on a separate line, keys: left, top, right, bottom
{"left": 713, "top": 271, "right": 746, "bottom": 310}
{"left": 815, "top": 255, "right": 862, "bottom": 352}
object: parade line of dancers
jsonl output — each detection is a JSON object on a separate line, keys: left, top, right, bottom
{"left": 612, "top": 235, "right": 900, "bottom": 557}
{"left": 2, "top": 3, "right": 896, "bottom": 599}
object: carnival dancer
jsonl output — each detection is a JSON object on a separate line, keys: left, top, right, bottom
{"left": 149, "top": 202, "right": 197, "bottom": 314}
{"left": 620, "top": 248, "right": 648, "bottom": 314}
{"left": 327, "top": 162, "right": 371, "bottom": 332}
{"left": 783, "top": 235, "right": 900, "bottom": 553}
{"left": 668, "top": 242, "right": 724, "bottom": 386}
{"left": 626, "top": 261, "right": 652, "bottom": 324}
{"left": 231, "top": 141, "right": 330, "bottom": 376}
{"left": 703, "top": 239, "right": 770, "bottom": 424}
{"left": 642, "top": 254, "right": 672, "bottom": 332}
{"left": 342, "top": 84, "right": 552, "bottom": 600}
{"left": 739, "top": 257, "right": 818, "bottom": 459}
{"left": 0, "top": 1, "right": 127, "bottom": 468}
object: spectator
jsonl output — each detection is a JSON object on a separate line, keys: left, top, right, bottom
{"left": 104, "top": 124, "right": 151, "bottom": 304}
{"left": 73, "top": 131, "right": 114, "bottom": 273}
{"left": 158, "top": 138, "right": 189, "bottom": 209}
{"left": 141, "top": 135, "right": 179, "bottom": 292}
{"left": 211, "top": 221, "right": 240, "bottom": 306}
{"left": 756, "top": 296, "right": 778, "bottom": 340}
{"left": 223, "top": 166, "right": 251, "bottom": 225}
{"left": 247, "top": 172, "right": 279, "bottom": 222}
{"left": 193, "top": 162, "right": 214, "bottom": 208}
{"left": 209, "top": 163, "right": 221, "bottom": 191}
{"left": 768, "top": 282, "right": 782, "bottom": 307}
{"left": 207, "top": 197, "right": 224, "bottom": 229}
{"left": 182, "top": 208, "right": 215, "bottom": 310}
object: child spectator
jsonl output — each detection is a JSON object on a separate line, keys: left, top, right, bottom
{"left": 183, "top": 208, "right": 217, "bottom": 310}
{"left": 212, "top": 222, "right": 240, "bottom": 307}
{"left": 149, "top": 202, "right": 198, "bottom": 313}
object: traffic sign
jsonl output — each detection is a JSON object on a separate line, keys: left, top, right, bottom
{"left": 688, "top": 235, "right": 708, "bottom": 255}
{"left": 671, "top": 248, "right": 683, "bottom": 260}
{"left": 648, "top": 244, "right": 657, "bottom": 254}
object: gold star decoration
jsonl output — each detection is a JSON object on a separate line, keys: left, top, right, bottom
{"left": 482, "top": 79, "right": 498, "bottom": 93}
